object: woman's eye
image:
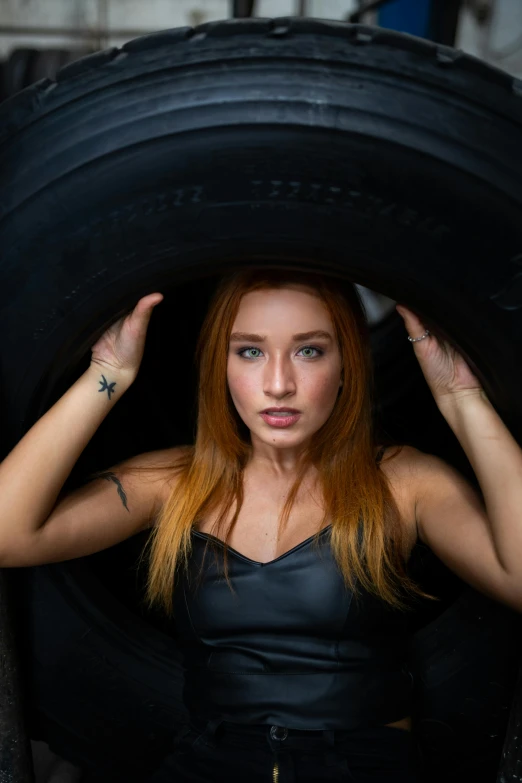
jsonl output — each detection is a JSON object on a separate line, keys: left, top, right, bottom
{"left": 298, "top": 346, "right": 323, "bottom": 358}
{"left": 238, "top": 347, "right": 263, "bottom": 359}
{"left": 236, "top": 346, "right": 323, "bottom": 359}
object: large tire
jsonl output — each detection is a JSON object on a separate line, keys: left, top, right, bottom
{"left": 1, "top": 16, "right": 521, "bottom": 781}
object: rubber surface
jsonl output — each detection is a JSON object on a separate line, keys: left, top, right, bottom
{"left": 1, "top": 16, "right": 521, "bottom": 781}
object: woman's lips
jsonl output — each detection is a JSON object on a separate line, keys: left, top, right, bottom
{"left": 260, "top": 412, "right": 301, "bottom": 428}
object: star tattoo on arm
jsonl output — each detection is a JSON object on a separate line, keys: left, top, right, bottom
{"left": 87, "top": 471, "right": 130, "bottom": 512}
{"left": 98, "top": 374, "right": 117, "bottom": 400}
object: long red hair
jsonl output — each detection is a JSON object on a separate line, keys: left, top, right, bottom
{"left": 135, "top": 268, "right": 434, "bottom": 615}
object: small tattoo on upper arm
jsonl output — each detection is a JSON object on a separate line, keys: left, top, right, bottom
{"left": 91, "top": 470, "right": 130, "bottom": 512}
{"left": 98, "top": 374, "right": 117, "bottom": 400}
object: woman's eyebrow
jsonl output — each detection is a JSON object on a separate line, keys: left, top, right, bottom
{"left": 229, "top": 330, "right": 333, "bottom": 342}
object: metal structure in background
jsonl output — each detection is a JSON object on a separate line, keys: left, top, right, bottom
{"left": 231, "top": 1, "right": 316, "bottom": 19}
{"left": 232, "top": 0, "right": 256, "bottom": 18}
{"left": 0, "top": 24, "right": 154, "bottom": 38}
{"left": 429, "top": 0, "right": 464, "bottom": 47}
{"left": 0, "top": 0, "right": 491, "bottom": 45}
{"left": 232, "top": 1, "right": 309, "bottom": 17}
{"left": 351, "top": 0, "right": 464, "bottom": 46}
{"left": 349, "top": 0, "right": 394, "bottom": 22}
{"left": 232, "top": 0, "right": 465, "bottom": 48}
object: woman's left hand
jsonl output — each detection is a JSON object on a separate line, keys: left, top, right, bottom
{"left": 395, "top": 303, "right": 484, "bottom": 406}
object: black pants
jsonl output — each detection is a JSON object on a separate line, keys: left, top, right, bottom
{"left": 148, "top": 714, "right": 420, "bottom": 782}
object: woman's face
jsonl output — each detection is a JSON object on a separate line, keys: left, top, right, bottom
{"left": 227, "top": 285, "right": 343, "bottom": 456}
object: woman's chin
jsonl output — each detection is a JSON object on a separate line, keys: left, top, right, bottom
{"left": 251, "top": 427, "right": 311, "bottom": 450}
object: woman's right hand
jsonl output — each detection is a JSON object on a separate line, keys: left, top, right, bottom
{"left": 90, "top": 293, "right": 164, "bottom": 380}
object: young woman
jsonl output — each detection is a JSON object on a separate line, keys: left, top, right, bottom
{"left": 1, "top": 268, "right": 521, "bottom": 783}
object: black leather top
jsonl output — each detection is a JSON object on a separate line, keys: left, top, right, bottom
{"left": 172, "top": 511, "right": 414, "bottom": 730}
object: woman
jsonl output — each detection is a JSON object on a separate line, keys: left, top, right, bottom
{"left": 0, "top": 268, "right": 521, "bottom": 783}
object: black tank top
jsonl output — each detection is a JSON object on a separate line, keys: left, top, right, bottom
{"left": 172, "top": 447, "right": 414, "bottom": 731}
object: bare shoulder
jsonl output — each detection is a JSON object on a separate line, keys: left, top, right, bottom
{"left": 377, "top": 444, "right": 427, "bottom": 551}
{"left": 377, "top": 443, "right": 423, "bottom": 479}
{"left": 379, "top": 444, "right": 452, "bottom": 487}
{"left": 378, "top": 443, "right": 465, "bottom": 517}
{"left": 114, "top": 444, "right": 190, "bottom": 523}
{"left": 117, "top": 444, "right": 190, "bottom": 476}
{"left": 148, "top": 444, "right": 192, "bottom": 514}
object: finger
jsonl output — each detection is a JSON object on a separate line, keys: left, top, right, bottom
{"left": 139, "top": 293, "right": 164, "bottom": 310}
{"left": 395, "top": 304, "right": 428, "bottom": 341}
{"left": 132, "top": 293, "right": 164, "bottom": 321}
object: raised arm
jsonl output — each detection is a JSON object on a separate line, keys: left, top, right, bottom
{"left": 0, "top": 292, "right": 164, "bottom": 567}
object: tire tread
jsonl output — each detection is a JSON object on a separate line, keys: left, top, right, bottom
{"left": 0, "top": 16, "right": 520, "bottom": 147}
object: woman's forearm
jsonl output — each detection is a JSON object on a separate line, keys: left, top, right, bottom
{"left": 438, "top": 391, "right": 522, "bottom": 575}
{"left": 0, "top": 365, "right": 133, "bottom": 540}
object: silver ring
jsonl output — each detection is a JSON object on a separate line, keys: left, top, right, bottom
{"left": 270, "top": 726, "right": 288, "bottom": 741}
{"left": 408, "top": 329, "right": 430, "bottom": 343}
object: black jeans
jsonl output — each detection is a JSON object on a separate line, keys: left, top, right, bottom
{"left": 148, "top": 714, "right": 420, "bottom": 782}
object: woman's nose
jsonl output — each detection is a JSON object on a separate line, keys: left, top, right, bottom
{"left": 263, "top": 356, "right": 296, "bottom": 397}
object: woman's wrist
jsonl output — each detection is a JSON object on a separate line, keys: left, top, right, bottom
{"left": 87, "top": 362, "right": 137, "bottom": 399}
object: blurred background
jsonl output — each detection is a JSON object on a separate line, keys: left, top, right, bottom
{"left": 0, "top": 0, "right": 521, "bottom": 103}
{"left": 2, "top": 1, "right": 521, "bottom": 781}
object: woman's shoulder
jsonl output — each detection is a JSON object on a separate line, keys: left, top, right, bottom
{"left": 377, "top": 442, "right": 441, "bottom": 472}
{"left": 375, "top": 442, "right": 424, "bottom": 466}
{"left": 375, "top": 444, "right": 431, "bottom": 550}
{"left": 153, "top": 444, "right": 193, "bottom": 506}
{"left": 374, "top": 442, "right": 406, "bottom": 466}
